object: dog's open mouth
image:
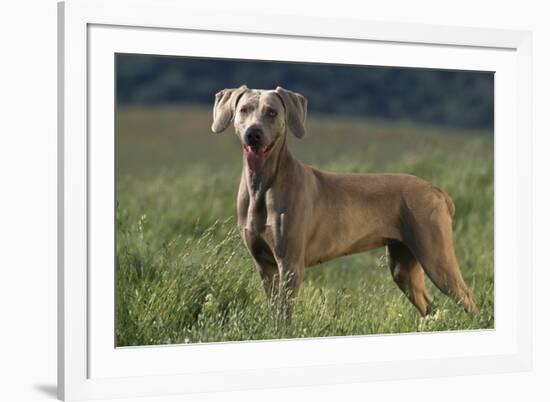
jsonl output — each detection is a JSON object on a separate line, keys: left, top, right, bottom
{"left": 243, "top": 137, "right": 278, "bottom": 172}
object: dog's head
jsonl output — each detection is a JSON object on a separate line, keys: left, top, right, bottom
{"left": 211, "top": 85, "right": 307, "bottom": 171}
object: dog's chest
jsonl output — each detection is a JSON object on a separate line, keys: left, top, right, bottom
{"left": 239, "top": 193, "right": 284, "bottom": 259}
{"left": 243, "top": 225, "right": 275, "bottom": 257}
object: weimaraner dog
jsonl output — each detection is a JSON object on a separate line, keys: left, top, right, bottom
{"left": 211, "top": 85, "right": 477, "bottom": 316}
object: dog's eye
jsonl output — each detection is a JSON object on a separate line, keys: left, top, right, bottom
{"left": 266, "top": 109, "right": 278, "bottom": 117}
{"left": 240, "top": 107, "right": 250, "bottom": 114}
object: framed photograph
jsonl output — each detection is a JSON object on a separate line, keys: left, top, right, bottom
{"left": 58, "top": 0, "right": 533, "bottom": 400}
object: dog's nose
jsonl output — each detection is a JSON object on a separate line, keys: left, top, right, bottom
{"left": 244, "top": 127, "right": 263, "bottom": 146}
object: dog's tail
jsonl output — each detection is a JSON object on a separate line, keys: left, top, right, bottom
{"left": 434, "top": 186, "right": 456, "bottom": 217}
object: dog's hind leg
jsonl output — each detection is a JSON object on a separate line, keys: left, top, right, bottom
{"left": 388, "top": 242, "right": 433, "bottom": 316}
{"left": 417, "top": 250, "right": 477, "bottom": 313}
{"left": 409, "top": 204, "right": 477, "bottom": 313}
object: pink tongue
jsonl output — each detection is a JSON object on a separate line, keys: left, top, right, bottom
{"left": 247, "top": 151, "right": 263, "bottom": 172}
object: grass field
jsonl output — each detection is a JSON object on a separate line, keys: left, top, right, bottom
{"left": 115, "top": 105, "right": 494, "bottom": 347}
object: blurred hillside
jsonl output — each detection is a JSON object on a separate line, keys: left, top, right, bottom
{"left": 116, "top": 54, "right": 494, "bottom": 131}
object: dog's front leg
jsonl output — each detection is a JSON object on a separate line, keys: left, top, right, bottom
{"left": 270, "top": 213, "right": 305, "bottom": 320}
{"left": 251, "top": 253, "right": 303, "bottom": 320}
{"left": 253, "top": 259, "right": 280, "bottom": 304}
{"left": 279, "top": 264, "right": 304, "bottom": 303}
{"left": 273, "top": 259, "right": 304, "bottom": 322}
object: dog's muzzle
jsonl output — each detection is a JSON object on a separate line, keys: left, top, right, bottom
{"left": 244, "top": 126, "right": 263, "bottom": 148}
{"left": 243, "top": 129, "right": 278, "bottom": 172}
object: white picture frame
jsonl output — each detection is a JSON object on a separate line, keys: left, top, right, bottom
{"left": 58, "top": 0, "right": 533, "bottom": 400}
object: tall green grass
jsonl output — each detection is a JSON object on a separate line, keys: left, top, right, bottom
{"left": 116, "top": 106, "right": 494, "bottom": 346}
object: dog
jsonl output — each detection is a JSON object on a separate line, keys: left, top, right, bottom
{"left": 211, "top": 85, "right": 477, "bottom": 316}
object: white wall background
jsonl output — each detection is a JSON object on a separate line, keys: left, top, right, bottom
{"left": 0, "top": 1, "right": 547, "bottom": 401}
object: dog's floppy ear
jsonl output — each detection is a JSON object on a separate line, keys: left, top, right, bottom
{"left": 275, "top": 86, "right": 307, "bottom": 138}
{"left": 211, "top": 85, "right": 249, "bottom": 133}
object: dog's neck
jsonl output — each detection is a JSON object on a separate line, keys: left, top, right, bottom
{"left": 242, "top": 134, "right": 294, "bottom": 200}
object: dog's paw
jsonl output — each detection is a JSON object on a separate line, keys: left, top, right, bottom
{"left": 418, "top": 308, "right": 448, "bottom": 331}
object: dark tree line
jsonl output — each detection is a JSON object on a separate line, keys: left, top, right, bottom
{"left": 116, "top": 53, "right": 494, "bottom": 131}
